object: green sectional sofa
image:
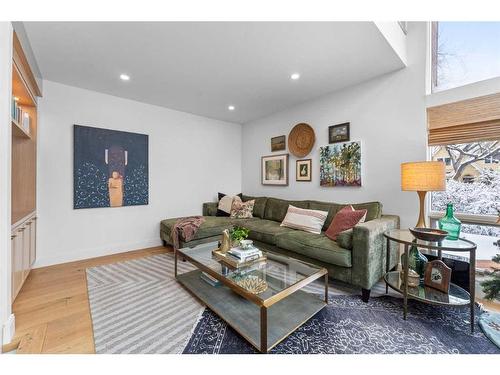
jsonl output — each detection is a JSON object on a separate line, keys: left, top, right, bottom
{"left": 160, "top": 195, "right": 400, "bottom": 301}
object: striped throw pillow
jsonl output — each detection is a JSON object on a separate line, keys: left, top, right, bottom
{"left": 280, "top": 205, "right": 328, "bottom": 234}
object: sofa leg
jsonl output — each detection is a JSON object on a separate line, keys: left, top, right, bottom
{"left": 361, "top": 288, "right": 371, "bottom": 303}
{"left": 162, "top": 240, "right": 167, "bottom": 247}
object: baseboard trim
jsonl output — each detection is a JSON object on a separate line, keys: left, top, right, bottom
{"left": 33, "top": 238, "right": 162, "bottom": 268}
{"left": 2, "top": 313, "right": 15, "bottom": 346}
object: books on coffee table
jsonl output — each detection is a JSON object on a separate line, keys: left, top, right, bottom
{"left": 227, "top": 246, "right": 262, "bottom": 262}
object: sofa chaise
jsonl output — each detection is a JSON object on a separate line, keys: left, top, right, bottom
{"left": 160, "top": 195, "right": 400, "bottom": 301}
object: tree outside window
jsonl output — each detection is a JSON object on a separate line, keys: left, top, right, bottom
{"left": 432, "top": 22, "right": 500, "bottom": 92}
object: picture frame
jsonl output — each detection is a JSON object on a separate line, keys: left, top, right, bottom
{"left": 424, "top": 260, "right": 452, "bottom": 293}
{"left": 261, "top": 154, "right": 289, "bottom": 186}
{"left": 296, "top": 159, "right": 312, "bottom": 182}
{"left": 271, "top": 135, "right": 286, "bottom": 152}
{"left": 328, "top": 122, "right": 350, "bottom": 144}
{"left": 319, "top": 141, "right": 362, "bottom": 187}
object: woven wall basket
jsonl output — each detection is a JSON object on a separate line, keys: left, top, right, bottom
{"left": 288, "top": 123, "right": 315, "bottom": 158}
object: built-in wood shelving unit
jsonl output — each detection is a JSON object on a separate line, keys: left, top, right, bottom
{"left": 10, "top": 31, "right": 41, "bottom": 303}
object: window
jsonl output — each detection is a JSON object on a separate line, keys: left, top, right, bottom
{"left": 430, "top": 141, "right": 500, "bottom": 236}
{"left": 432, "top": 22, "right": 500, "bottom": 92}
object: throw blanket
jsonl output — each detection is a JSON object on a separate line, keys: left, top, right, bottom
{"left": 171, "top": 216, "right": 205, "bottom": 250}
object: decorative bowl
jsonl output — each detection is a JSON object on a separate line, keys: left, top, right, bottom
{"left": 409, "top": 227, "right": 448, "bottom": 242}
{"left": 400, "top": 269, "right": 420, "bottom": 287}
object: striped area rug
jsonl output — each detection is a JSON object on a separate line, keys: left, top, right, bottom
{"left": 86, "top": 253, "right": 203, "bottom": 354}
{"left": 86, "top": 252, "right": 397, "bottom": 354}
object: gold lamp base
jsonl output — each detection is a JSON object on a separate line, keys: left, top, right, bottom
{"left": 415, "top": 191, "right": 427, "bottom": 228}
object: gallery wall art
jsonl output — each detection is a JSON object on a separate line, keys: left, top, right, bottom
{"left": 261, "top": 154, "right": 289, "bottom": 186}
{"left": 319, "top": 141, "right": 361, "bottom": 187}
{"left": 74, "top": 125, "right": 149, "bottom": 209}
{"left": 271, "top": 135, "right": 286, "bottom": 152}
{"left": 296, "top": 159, "right": 312, "bottom": 181}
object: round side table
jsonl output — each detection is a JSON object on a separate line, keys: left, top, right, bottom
{"left": 383, "top": 229, "right": 477, "bottom": 333}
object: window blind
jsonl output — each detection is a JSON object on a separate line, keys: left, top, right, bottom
{"left": 427, "top": 92, "right": 500, "bottom": 145}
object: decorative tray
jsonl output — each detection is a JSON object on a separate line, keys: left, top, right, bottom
{"left": 409, "top": 227, "right": 448, "bottom": 242}
{"left": 212, "top": 249, "right": 267, "bottom": 269}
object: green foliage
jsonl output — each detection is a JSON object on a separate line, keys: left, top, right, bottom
{"left": 230, "top": 226, "right": 249, "bottom": 242}
{"left": 480, "top": 253, "right": 500, "bottom": 301}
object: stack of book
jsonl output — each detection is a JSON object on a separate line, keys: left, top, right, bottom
{"left": 200, "top": 272, "right": 221, "bottom": 287}
{"left": 11, "top": 97, "right": 30, "bottom": 134}
{"left": 227, "top": 246, "right": 263, "bottom": 263}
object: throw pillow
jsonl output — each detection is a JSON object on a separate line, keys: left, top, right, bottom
{"left": 216, "top": 192, "right": 242, "bottom": 217}
{"left": 230, "top": 199, "right": 255, "bottom": 219}
{"left": 325, "top": 205, "right": 368, "bottom": 241}
{"left": 280, "top": 205, "right": 328, "bottom": 234}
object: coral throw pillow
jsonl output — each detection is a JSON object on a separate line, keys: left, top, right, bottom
{"left": 325, "top": 206, "right": 368, "bottom": 240}
{"left": 230, "top": 199, "right": 255, "bottom": 219}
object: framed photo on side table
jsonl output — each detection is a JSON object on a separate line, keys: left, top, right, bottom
{"left": 296, "top": 159, "right": 312, "bottom": 181}
{"left": 329, "top": 122, "right": 350, "bottom": 143}
{"left": 262, "top": 154, "right": 289, "bottom": 186}
{"left": 424, "top": 260, "right": 452, "bottom": 293}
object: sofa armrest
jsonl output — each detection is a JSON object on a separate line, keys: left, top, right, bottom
{"left": 351, "top": 215, "right": 400, "bottom": 290}
{"left": 202, "top": 202, "right": 218, "bottom": 216}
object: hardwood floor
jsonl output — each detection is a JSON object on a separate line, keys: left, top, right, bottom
{"left": 9, "top": 246, "right": 169, "bottom": 354}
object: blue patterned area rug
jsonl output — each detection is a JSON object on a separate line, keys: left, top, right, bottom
{"left": 183, "top": 295, "right": 500, "bottom": 354}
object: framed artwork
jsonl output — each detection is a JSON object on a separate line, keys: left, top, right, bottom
{"left": 329, "top": 122, "right": 350, "bottom": 143}
{"left": 271, "top": 135, "right": 286, "bottom": 152}
{"left": 319, "top": 141, "right": 361, "bottom": 187}
{"left": 261, "top": 154, "right": 289, "bottom": 186}
{"left": 296, "top": 159, "right": 312, "bottom": 181}
{"left": 74, "top": 125, "right": 149, "bottom": 209}
{"left": 424, "top": 260, "right": 451, "bottom": 293}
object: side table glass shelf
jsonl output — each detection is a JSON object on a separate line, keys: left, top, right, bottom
{"left": 383, "top": 229, "right": 477, "bottom": 332}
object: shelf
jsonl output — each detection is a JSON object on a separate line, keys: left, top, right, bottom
{"left": 384, "top": 271, "right": 470, "bottom": 306}
{"left": 12, "top": 119, "right": 31, "bottom": 139}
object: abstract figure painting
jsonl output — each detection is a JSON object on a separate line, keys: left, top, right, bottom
{"left": 74, "top": 125, "right": 149, "bottom": 209}
{"left": 320, "top": 141, "right": 361, "bottom": 187}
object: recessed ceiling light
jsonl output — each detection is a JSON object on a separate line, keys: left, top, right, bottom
{"left": 120, "top": 74, "right": 130, "bottom": 81}
{"left": 290, "top": 73, "right": 300, "bottom": 80}
{"left": 13, "top": 96, "right": 19, "bottom": 101}
{"left": 228, "top": 105, "right": 235, "bottom": 111}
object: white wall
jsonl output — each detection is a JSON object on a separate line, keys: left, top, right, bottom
{"left": 0, "top": 22, "right": 13, "bottom": 346}
{"left": 36, "top": 80, "right": 242, "bottom": 267}
{"left": 241, "top": 22, "right": 428, "bottom": 228}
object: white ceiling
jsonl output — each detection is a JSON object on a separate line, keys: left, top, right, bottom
{"left": 23, "top": 22, "right": 405, "bottom": 124}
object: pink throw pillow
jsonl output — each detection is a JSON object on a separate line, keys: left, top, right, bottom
{"left": 325, "top": 206, "right": 368, "bottom": 241}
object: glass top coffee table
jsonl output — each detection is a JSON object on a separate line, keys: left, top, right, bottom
{"left": 175, "top": 242, "right": 328, "bottom": 353}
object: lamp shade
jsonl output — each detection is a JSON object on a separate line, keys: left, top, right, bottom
{"left": 401, "top": 161, "right": 446, "bottom": 191}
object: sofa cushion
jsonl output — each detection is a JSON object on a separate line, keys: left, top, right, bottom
{"left": 351, "top": 202, "right": 382, "bottom": 221}
{"left": 307, "top": 201, "right": 342, "bottom": 230}
{"left": 241, "top": 195, "right": 268, "bottom": 218}
{"left": 308, "top": 200, "right": 383, "bottom": 229}
{"left": 336, "top": 229, "right": 353, "bottom": 250}
{"left": 230, "top": 199, "right": 255, "bottom": 219}
{"left": 160, "top": 216, "right": 233, "bottom": 241}
{"left": 325, "top": 206, "right": 367, "bottom": 240}
{"left": 276, "top": 230, "right": 352, "bottom": 268}
{"left": 263, "top": 198, "right": 309, "bottom": 222}
{"left": 243, "top": 219, "right": 295, "bottom": 245}
{"left": 280, "top": 205, "right": 328, "bottom": 234}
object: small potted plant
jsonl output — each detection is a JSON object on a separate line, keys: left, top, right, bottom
{"left": 229, "top": 226, "right": 250, "bottom": 248}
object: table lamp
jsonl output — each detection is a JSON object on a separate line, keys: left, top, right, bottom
{"left": 401, "top": 161, "right": 446, "bottom": 228}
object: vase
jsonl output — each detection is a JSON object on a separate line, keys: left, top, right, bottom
{"left": 401, "top": 245, "right": 428, "bottom": 279}
{"left": 438, "top": 203, "right": 461, "bottom": 240}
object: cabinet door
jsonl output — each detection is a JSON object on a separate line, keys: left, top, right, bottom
{"left": 22, "top": 224, "right": 31, "bottom": 281}
{"left": 11, "top": 229, "right": 24, "bottom": 302}
{"left": 29, "top": 219, "right": 36, "bottom": 266}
